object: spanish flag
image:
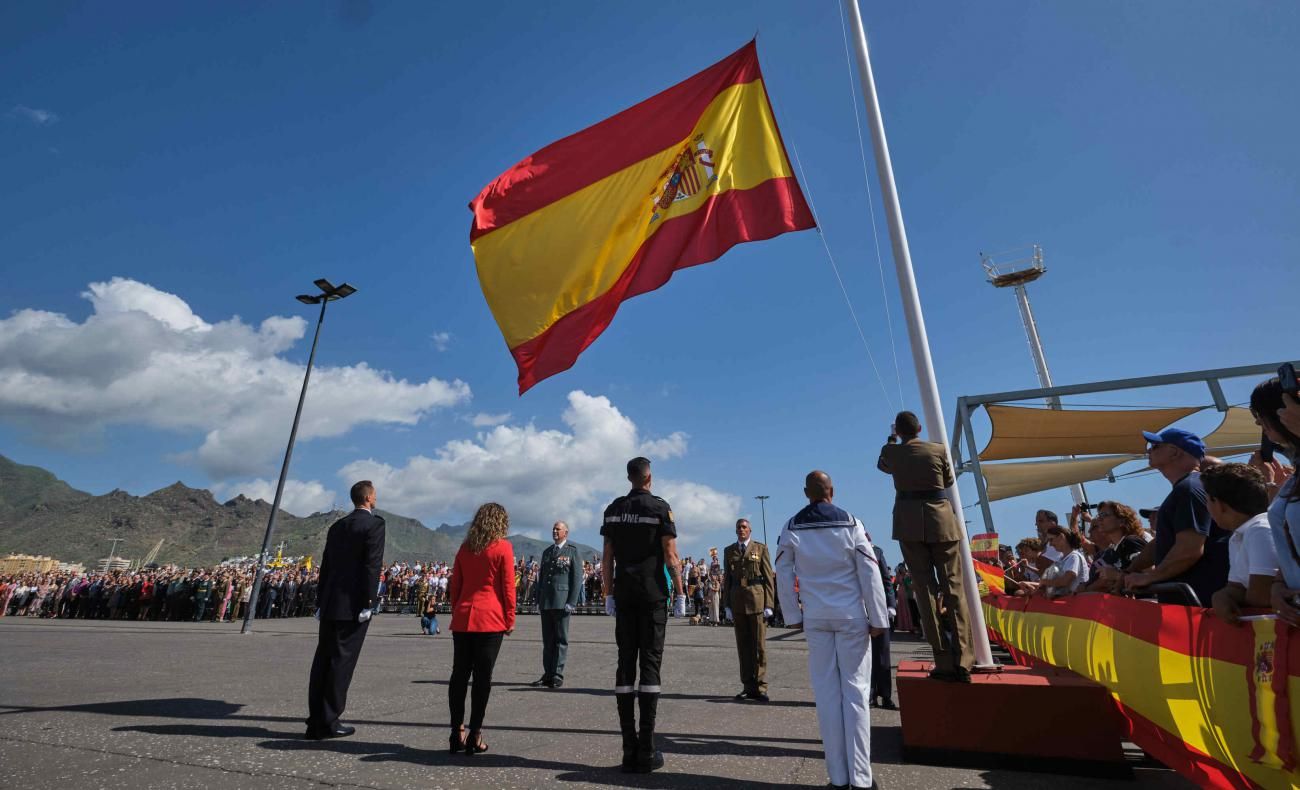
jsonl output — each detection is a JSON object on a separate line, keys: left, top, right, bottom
{"left": 973, "top": 560, "right": 1005, "bottom": 595}
{"left": 470, "top": 41, "right": 815, "bottom": 393}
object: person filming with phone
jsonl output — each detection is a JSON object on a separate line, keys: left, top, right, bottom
{"left": 1248, "top": 368, "right": 1300, "bottom": 626}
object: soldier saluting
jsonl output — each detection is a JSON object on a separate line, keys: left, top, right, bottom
{"left": 601, "top": 457, "right": 686, "bottom": 773}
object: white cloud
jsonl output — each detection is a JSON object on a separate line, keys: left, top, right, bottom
{"left": 0, "top": 278, "right": 471, "bottom": 478}
{"left": 340, "top": 390, "right": 738, "bottom": 551}
{"left": 10, "top": 105, "right": 58, "bottom": 125}
{"left": 431, "top": 331, "right": 452, "bottom": 351}
{"left": 470, "top": 411, "right": 512, "bottom": 428}
{"left": 214, "top": 478, "right": 337, "bottom": 517}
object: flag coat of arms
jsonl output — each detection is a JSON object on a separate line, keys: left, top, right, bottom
{"left": 469, "top": 41, "right": 815, "bottom": 393}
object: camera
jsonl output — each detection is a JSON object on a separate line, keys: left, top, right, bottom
{"left": 1077, "top": 502, "right": 1094, "bottom": 511}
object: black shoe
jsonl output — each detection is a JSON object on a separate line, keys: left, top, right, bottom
{"left": 879, "top": 697, "right": 897, "bottom": 710}
{"left": 749, "top": 692, "right": 770, "bottom": 703}
{"left": 620, "top": 730, "right": 639, "bottom": 772}
{"left": 305, "top": 723, "right": 355, "bottom": 740}
{"left": 529, "top": 675, "right": 552, "bottom": 687}
{"left": 952, "top": 667, "right": 973, "bottom": 684}
{"left": 927, "top": 668, "right": 957, "bottom": 682}
{"left": 551, "top": 677, "right": 563, "bottom": 688}
{"left": 633, "top": 749, "right": 665, "bottom": 773}
{"left": 852, "top": 782, "right": 882, "bottom": 790}
{"left": 734, "top": 690, "right": 750, "bottom": 701}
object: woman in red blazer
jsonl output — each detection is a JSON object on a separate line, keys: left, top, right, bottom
{"left": 447, "top": 502, "right": 516, "bottom": 755}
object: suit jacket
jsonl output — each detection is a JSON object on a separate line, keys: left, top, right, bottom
{"left": 722, "top": 541, "right": 775, "bottom": 614}
{"left": 450, "top": 538, "right": 516, "bottom": 632}
{"left": 537, "top": 542, "right": 581, "bottom": 611}
{"left": 317, "top": 508, "right": 386, "bottom": 620}
{"left": 877, "top": 439, "right": 963, "bottom": 543}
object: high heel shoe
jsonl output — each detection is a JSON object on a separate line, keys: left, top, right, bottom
{"left": 464, "top": 729, "right": 489, "bottom": 755}
{"left": 448, "top": 726, "right": 466, "bottom": 754}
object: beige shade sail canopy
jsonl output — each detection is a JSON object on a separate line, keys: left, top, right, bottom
{"left": 978, "top": 405, "right": 1205, "bottom": 461}
{"left": 982, "top": 455, "right": 1141, "bottom": 502}
{"left": 1202, "top": 407, "right": 1260, "bottom": 454}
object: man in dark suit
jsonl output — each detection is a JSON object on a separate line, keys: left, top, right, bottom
{"left": 531, "top": 520, "right": 582, "bottom": 688}
{"left": 305, "top": 480, "right": 386, "bottom": 740}
{"left": 722, "top": 518, "right": 775, "bottom": 702}
{"left": 877, "top": 410, "right": 973, "bottom": 682}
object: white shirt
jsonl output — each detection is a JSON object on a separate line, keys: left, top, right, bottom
{"left": 553, "top": 540, "right": 567, "bottom": 551}
{"left": 1228, "top": 513, "right": 1278, "bottom": 587}
{"left": 1041, "top": 544, "right": 1063, "bottom": 563}
{"left": 773, "top": 503, "right": 889, "bottom": 627}
{"left": 1044, "top": 550, "right": 1088, "bottom": 597}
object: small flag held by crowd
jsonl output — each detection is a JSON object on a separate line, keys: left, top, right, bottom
{"left": 973, "top": 560, "right": 1005, "bottom": 596}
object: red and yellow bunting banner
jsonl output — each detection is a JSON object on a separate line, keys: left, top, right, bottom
{"left": 469, "top": 41, "right": 815, "bottom": 393}
{"left": 972, "top": 560, "right": 1005, "bottom": 595}
{"left": 984, "top": 594, "right": 1300, "bottom": 789}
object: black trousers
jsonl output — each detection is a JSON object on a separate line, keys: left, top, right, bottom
{"left": 540, "top": 609, "right": 570, "bottom": 680}
{"left": 448, "top": 631, "right": 505, "bottom": 732}
{"left": 614, "top": 599, "right": 667, "bottom": 692}
{"left": 870, "top": 629, "right": 892, "bottom": 701}
{"left": 307, "top": 618, "right": 370, "bottom": 731}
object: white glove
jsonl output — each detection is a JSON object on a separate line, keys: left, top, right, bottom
{"left": 604, "top": 597, "right": 616, "bottom": 616}
{"left": 564, "top": 603, "right": 575, "bottom": 614}
{"left": 672, "top": 595, "right": 687, "bottom": 617}
{"left": 358, "top": 608, "right": 373, "bottom": 623}
{"left": 888, "top": 607, "right": 897, "bottom": 618}
{"left": 763, "top": 608, "right": 773, "bottom": 618}
{"left": 725, "top": 607, "right": 733, "bottom": 621}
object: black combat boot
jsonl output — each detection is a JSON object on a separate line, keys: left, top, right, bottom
{"left": 635, "top": 691, "right": 664, "bottom": 773}
{"left": 616, "top": 692, "right": 638, "bottom": 772}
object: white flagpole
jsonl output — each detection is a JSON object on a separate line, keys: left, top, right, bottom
{"left": 841, "top": 0, "right": 995, "bottom": 668}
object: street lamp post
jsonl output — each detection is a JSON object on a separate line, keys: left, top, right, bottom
{"left": 754, "top": 495, "right": 770, "bottom": 546}
{"left": 242, "top": 278, "right": 357, "bottom": 634}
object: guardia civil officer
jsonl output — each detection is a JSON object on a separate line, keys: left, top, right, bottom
{"left": 601, "top": 457, "right": 686, "bottom": 773}
{"left": 775, "top": 470, "right": 888, "bottom": 790}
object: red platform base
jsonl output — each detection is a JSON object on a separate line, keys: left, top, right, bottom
{"left": 896, "top": 660, "right": 1130, "bottom": 777}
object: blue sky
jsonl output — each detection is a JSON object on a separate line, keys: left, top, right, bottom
{"left": 2, "top": 2, "right": 1297, "bottom": 562}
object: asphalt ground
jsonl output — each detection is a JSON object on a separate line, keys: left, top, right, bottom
{"left": 0, "top": 613, "right": 1194, "bottom": 789}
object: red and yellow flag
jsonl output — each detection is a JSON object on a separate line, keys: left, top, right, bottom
{"left": 469, "top": 41, "right": 815, "bottom": 393}
{"left": 973, "top": 560, "right": 1005, "bottom": 595}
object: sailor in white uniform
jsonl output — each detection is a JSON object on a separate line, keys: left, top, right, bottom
{"left": 775, "top": 470, "right": 889, "bottom": 790}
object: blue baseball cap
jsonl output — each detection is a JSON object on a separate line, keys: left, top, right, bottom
{"left": 1142, "top": 428, "right": 1206, "bottom": 459}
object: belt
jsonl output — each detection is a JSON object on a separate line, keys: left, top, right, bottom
{"left": 896, "top": 490, "right": 946, "bottom": 502}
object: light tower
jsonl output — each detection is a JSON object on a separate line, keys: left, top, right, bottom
{"left": 981, "top": 245, "right": 1086, "bottom": 506}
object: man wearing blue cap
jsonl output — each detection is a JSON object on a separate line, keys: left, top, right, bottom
{"left": 1124, "top": 428, "right": 1230, "bottom": 606}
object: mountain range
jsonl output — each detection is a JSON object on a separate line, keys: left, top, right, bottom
{"left": 0, "top": 454, "right": 599, "bottom": 568}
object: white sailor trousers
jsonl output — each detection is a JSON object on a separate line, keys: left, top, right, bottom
{"left": 804, "top": 618, "right": 873, "bottom": 788}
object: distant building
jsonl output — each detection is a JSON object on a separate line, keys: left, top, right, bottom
{"left": 0, "top": 554, "right": 61, "bottom": 575}
{"left": 98, "top": 555, "right": 132, "bottom": 572}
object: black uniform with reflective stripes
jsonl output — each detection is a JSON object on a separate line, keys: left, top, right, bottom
{"left": 601, "top": 488, "right": 675, "bottom": 692}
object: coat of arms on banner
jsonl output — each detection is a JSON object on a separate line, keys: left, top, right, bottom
{"left": 1255, "top": 640, "right": 1275, "bottom": 685}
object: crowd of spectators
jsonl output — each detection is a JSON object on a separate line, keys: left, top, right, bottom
{"left": 982, "top": 371, "right": 1300, "bottom": 629}
{"left": 0, "top": 563, "right": 319, "bottom": 622}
